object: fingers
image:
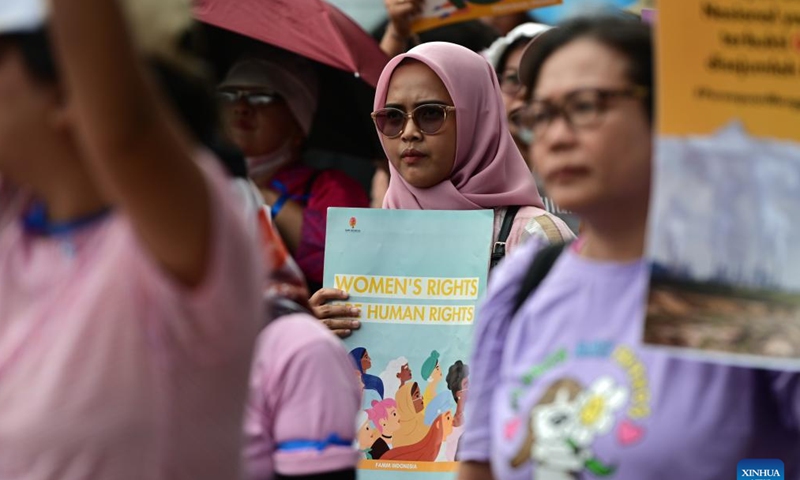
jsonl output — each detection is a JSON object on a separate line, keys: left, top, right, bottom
{"left": 387, "top": 0, "right": 423, "bottom": 18}
{"left": 309, "top": 288, "right": 349, "bottom": 308}
{"left": 322, "top": 318, "right": 361, "bottom": 331}
{"left": 333, "top": 329, "right": 354, "bottom": 339}
{"left": 321, "top": 317, "right": 362, "bottom": 339}
{"left": 393, "top": 0, "right": 425, "bottom": 8}
{"left": 315, "top": 303, "right": 360, "bottom": 320}
{"left": 394, "top": 3, "right": 422, "bottom": 17}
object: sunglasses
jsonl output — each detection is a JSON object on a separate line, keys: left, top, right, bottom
{"left": 216, "top": 90, "right": 281, "bottom": 107}
{"left": 371, "top": 104, "right": 456, "bottom": 138}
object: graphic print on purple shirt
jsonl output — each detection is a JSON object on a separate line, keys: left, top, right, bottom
{"left": 504, "top": 341, "right": 651, "bottom": 478}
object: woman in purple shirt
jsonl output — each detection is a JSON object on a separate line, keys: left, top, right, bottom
{"left": 458, "top": 15, "right": 800, "bottom": 480}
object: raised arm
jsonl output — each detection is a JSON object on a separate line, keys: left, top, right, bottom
{"left": 379, "top": 0, "right": 424, "bottom": 58}
{"left": 49, "top": 0, "right": 211, "bottom": 287}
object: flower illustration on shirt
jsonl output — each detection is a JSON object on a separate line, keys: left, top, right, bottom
{"left": 511, "top": 376, "right": 628, "bottom": 479}
{"left": 570, "top": 376, "right": 629, "bottom": 446}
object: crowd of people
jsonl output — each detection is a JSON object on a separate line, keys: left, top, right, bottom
{"left": 0, "top": 0, "right": 797, "bottom": 479}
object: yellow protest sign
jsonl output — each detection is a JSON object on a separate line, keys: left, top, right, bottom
{"left": 411, "top": 0, "right": 561, "bottom": 33}
{"left": 646, "top": 0, "right": 800, "bottom": 371}
{"left": 658, "top": 0, "right": 800, "bottom": 141}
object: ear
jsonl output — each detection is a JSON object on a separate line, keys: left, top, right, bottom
{"left": 510, "top": 416, "right": 534, "bottom": 468}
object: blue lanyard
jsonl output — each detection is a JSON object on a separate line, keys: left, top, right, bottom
{"left": 22, "top": 202, "right": 112, "bottom": 237}
{"left": 276, "top": 434, "right": 353, "bottom": 453}
{"left": 270, "top": 180, "right": 311, "bottom": 204}
{"left": 270, "top": 179, "right": 313, "bottom": 219}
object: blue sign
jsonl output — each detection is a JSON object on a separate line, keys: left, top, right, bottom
{"left": 737, "top": 459, "right": 785, "bottom": 480}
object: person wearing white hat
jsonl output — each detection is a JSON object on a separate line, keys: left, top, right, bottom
{"left": 484, "top": 22, "right": 553, "bottom": 168}
{"left": 485, "top": 23, "right": 581, "bottom": 234}
{"left": 0, "top": 1, "right": 263, "bottom": 479}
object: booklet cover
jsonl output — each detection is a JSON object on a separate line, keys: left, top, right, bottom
{"left": 324, "top": 208, "right": 493, "bottom": 478}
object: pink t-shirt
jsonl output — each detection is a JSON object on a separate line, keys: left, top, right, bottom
{"left": 243, "top": 314, "right": 360, "bottom": 480}
{"left": 0, "top": 157, "right": 262, "bottom": 480}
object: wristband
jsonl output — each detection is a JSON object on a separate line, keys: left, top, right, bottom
{"left": 271, "top": 194, "right": 289, "bottom": 219}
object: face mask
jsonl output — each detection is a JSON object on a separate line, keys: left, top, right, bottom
{"left": 246, "top": 138, "right": 294, "bottom": 183}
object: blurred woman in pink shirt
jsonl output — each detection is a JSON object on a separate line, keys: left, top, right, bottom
{"left": 0, "top": 1, "right": 261, "bottom": 479}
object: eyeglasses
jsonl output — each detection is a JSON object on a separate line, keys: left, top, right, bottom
{"left": 499, "top": 70, "right": 524, "bottom": 96}
{"left": 511, "top": 86, "right": 649, "bottom": 142}
{"left": 216, "top": 90, "right": 281, "bottom": 107}
{"left": 371, "top": 104, "right": 456, "bottom": 138}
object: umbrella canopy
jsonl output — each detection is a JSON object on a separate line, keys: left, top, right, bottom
{"left": 194, "top": 0, "right": 388, "bottom": 88}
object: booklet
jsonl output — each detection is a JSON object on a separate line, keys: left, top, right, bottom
{"left": 325, "top": 208, "right": 493, "bottom": 478}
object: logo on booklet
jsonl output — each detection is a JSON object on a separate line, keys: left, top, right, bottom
{"left": 345, "top": 216, "right": 361, "bottom": 233}
{"left": 738, "top": 459, "right": 784, "bottom": 480}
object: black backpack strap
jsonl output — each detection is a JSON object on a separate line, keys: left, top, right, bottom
{"left": 490, "top": 206, "right": 520, "bottom": 270}
{"left": 511, "top": 242, "right": 568, "bottom": 316}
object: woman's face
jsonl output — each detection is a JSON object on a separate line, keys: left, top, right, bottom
{"left": 358, "top": 420, "right": 378, "bottom": 449}
{"left": 361, "top": 351, "right": 372, "bottom": 372}
{"left": 411, "top": 383, "right": 424, "bottom": 413}
{"left": 398, "top": 363, "right": 412, "bottom": 383}
{"left": 431, "top": 362, "right": 442, "bottom": 382}
{"left": 530, "top": 39, "right": 652, "bottom": 216}
{"left": 382, "top": 407, "right": 401, "bottom": 435}
{"left": 500, "top": 44, "right": 534, "bottom": 170}
{"left": 500, "top": 44, "right": 528, "bottom": 118}
{"left": 221, "top": 89, "right": 303, "bottom": 157}
{"left": 382, "top": 61, "right": 457, "bottom": 189}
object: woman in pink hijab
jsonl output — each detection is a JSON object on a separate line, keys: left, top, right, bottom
{"left": 313, "top": 42, "right": 573, "bottom": 337}
{"left": 374, "top": 41, "right": 572, "bottom": 250}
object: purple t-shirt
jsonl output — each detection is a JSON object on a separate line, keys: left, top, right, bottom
{"left": 460, "top": 239, "right": 800, "bottom": 480}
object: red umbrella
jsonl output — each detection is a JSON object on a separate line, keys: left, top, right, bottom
{"left": 193, "top": 0, "right": 388, "bottom": 88}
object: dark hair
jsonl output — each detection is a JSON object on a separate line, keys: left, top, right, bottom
{"left": 7, "top": 30, "right": 59, "bottom": 84}
{"left": 523, "top": 15, "right": 653, "bottom": 121}
{"left": 5, "top": 27, "right": 248, "bottom": 179}
{"left": 495, "top": 37, "right": 531, "bottom": 76}
{"left": 446, "top": 360, "right": 469, "bottom": 402}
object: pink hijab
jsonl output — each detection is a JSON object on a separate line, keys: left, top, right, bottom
{"left": 376, "top": 42, "right": 543, "bottom": 210}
